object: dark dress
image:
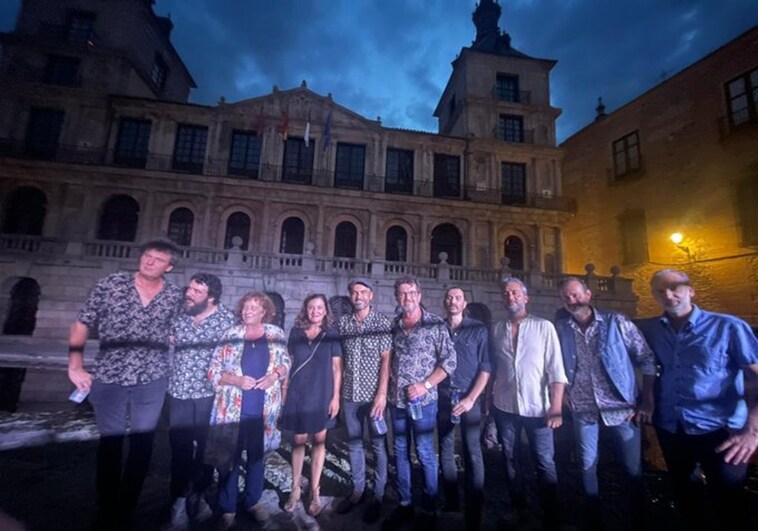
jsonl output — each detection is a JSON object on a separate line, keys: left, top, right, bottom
{"left": 280, "top": 326, "right": 342, "bottom": 434}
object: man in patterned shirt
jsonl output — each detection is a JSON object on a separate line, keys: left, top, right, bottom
{"left": 555, "top": 277, "right": 655, "bottom": 531}
{"left": 168, "top": 273, "right": 236, "bottom": 527}
{"left": 382, "top": 276, "right": 456, "bottom": 531}
{"left": 67, "top": 239, "right": 184, "bottom": 530}
{"left": 335, "top": 278, "right": 392, "bottom": 523}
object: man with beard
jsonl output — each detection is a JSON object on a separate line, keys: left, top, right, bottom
{"left": 437, "top": 287, "right": 490, "bottom": 529}
{"left": 555, "top": 277, "right": 656, "bottom": 530}
{"left": 490, "top": 277, "right": 566, "bottom": 530}
{"left": 168, "top": 273, "right": 236, "bottom": 527}
{"left": 68, "top": 240, "right": 184, "bottom": 530}
{"left": 336, "top": 278, "right": 392, "bottom": 523}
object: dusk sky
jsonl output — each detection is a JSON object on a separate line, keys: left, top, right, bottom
{"left": 2, "top": 1, "right": 757, "bottom": 142}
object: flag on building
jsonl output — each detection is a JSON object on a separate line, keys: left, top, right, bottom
{"left": 322, "top": 111, "right": 332, "bottom": 151}
{"left": 304, "top": 117, "right": 311, "bottom": 147}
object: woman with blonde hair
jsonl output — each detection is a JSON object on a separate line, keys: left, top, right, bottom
{"left": 279, "top": 293, "right": 343, "bottom": 516}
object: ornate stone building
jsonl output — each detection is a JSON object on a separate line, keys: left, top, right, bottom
{"left": 561, "top": 26, "right": 758, "bottom": 326}
{"left": 0, "top": 0, "right": 635, "bottom": 394}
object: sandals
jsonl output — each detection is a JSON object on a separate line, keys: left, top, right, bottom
{"left": 284, "top": 485, "right": 301, "bottom": 513}
{"left": 307, "top": 485, "right": 323, "bottom": 517}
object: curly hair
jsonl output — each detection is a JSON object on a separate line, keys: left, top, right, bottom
{"left": 294, "top": 293, "right": 334, "bottom": 330}
{"left": 236, "top": 292, "right": 276, "bottom": 324}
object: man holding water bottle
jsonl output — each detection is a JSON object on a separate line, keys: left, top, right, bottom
{"left": 383, "top": 276, "right": 456, "bottom": 531}
{"left": 336, "top": 278, "right": 393, "bottom": 523}
{"left": 438, "top": 287, "right": 490, "bottom": 529}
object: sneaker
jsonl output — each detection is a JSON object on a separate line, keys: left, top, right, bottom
{"left": 170, "top": 497, "right": 189, "bottom": 528}
{"left": 363, "top": 496, "right": 383, "bottom": 524}
{"left": 381, "top": 504, "right": 414, "bottom": 531}
{"left": 335, "top": 491, "right": 364, "bottom": 514}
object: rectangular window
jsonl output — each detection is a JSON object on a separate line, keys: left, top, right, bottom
{"left": 334, "top": 143, "right": 366, "bottom": 189}
{"left": 114, "top": 118, "right": 151, "bottom": 167}
{"left": 736, "top": 177, "right": 758, "bottom": 247}
{"left": 498, "top": 114, "right": 524, "bottom": 143}
{"left": 618, "top": 209, "right": 649, "bottom": 265}
{"left": 612, "top": 131, "right": 641, "bottom": 179}
{"left": 151, "top": 54, "right": 168, "bottom": 91}
{"left": 65, "top": 11, "right": 96, "bottom": 45}
{"left": 496, "top": 73, "right": 519, "bottom": 102}
{"left": 282, "top": 137, "right": 314, "bottom": 184}
{"left": 173, "top": 124, "right": 208, "bottom": 173}
{"left": 385, "top": 148, "right": 414, "bottom": 194}
{"left": 25, "top": 107, "right": 64, "bottom": 160}
{"left": 433, "top": 154, "right": 461, "bottom": 198}
{"left": 44, "top": 55, "right": 80, "bottom": 87}
{"left": 228, "top": 130, "right": 261, "bottom": 178}
{"left": 725, "top": 67, "right": 758, "bottom": 127}
{"left": 501, "top": 162, "right": 527, "bottom": 205}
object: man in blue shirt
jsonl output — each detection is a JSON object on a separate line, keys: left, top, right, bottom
{"left": 638, "top": 269, "right": 758, "bottom": 530}
{"left": 437, "top": 287, "right": 490, "bottom": 529}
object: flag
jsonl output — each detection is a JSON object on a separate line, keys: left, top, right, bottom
{"left": 322, "top": 111, "right": 332, "bottom": 151}
{"left": 279, "top": 110, "right": 289, "bottom": 141}
{"left": 304, "top": 119, "right": 311, "bottom": 147}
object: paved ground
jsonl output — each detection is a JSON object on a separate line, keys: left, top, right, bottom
{"left": 1, "top": 401, "right": 756, "bottom": 531}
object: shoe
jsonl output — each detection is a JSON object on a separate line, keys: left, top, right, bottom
{"left": 216, "top": 513, "right": 235, "bottom": 531}
{"left": 307, "top": 485, "right": 323, "bottom": 517}
{"left": 284, "top": 484, "right": 301, "bottom": 513}
{"left": 363, "top": 496, "right": 383, "bottom": 524}
{"left": 170, "top": 497, "right": 189, "bottom": 528}
{"left": 336, "top": 490, "right": 364, "bottom": 514}
{"left": 381, "top": 504, "right": 414, "bottom": 531}
{"left": 247, "top": 503, "right": 270, "bottom": 523}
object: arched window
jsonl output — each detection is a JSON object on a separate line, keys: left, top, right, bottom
{"left": 385, "top": 225, "right": 407, "bottom": 262}
{"left": 97, "top": 194, "right": 139, "bottom": 241}
{"left": 430, "top": 223, "right": 462, "bottom": 265}
{"left": 334, "top": 221, "right": 357, "bottom": 258}
{"left": 3, "top": 278, "right": 41, "bottom": 335}
{"left": 504, "top": 236, "right": 524, "bottom": 271}
{"left": 2, "top": 187, "right": 47, "bottom": 235}
{"left": 280, "top": 217, "right": 305, "bottom": 254}
{"left": 224, "top": 212, "right": 251, "bottom": 250}
{"left": 167, "top": 207, "right": 194, "bottom": 247}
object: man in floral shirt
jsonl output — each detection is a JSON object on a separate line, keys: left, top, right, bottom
{"left": 383, "top": 276, "right": 456, "bottom": 531}
{"left": 168, "top": 273, "right": 236, "bottom": 526}
{"left": 68, "top": 239, "right": 184, "bottom": 530}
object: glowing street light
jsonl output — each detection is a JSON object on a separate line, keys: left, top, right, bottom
{"left": 669, "top": 232, "right": 691, "bottom": 260}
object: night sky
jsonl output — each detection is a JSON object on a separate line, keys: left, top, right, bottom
{"left": 2, "top": 1, "right": 757, "bottom": 142}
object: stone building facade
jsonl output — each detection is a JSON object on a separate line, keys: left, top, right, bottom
{"left": 0, "top": 0, "right": 636, "bottom": 359}
{"left": 561, "top": 26, "right": 758, "bottom": 326}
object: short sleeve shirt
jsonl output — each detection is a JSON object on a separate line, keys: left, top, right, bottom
{"left": 169, "top": 304, "right": 237, "bottom": 399}
{"left": 77, "top": 271, "right": 184, "bottom": 386}
{"left": 338, "top": 307, "right": 393, "bottom": 403}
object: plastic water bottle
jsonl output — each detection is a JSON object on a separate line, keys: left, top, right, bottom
{"left": 450, "top": 390, "right": 461, "bottom": 424}
{"left": 373, "top": 415, "right": 388, "bottom": 435}
{"left": 409, "top": 397, "right": 423, "bottom": 420}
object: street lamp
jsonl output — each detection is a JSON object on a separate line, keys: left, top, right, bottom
{"left": 670, "top": 232, "right": 692, "bottom": 260}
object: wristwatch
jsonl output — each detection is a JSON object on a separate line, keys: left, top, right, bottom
{"left": 423, "top": 380, "right": 433, "bottom": 391}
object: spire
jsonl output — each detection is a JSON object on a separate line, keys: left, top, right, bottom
{"left": 595, "top": 97, "right": 607, "bottom": 121}
{"left": 472, "top": 0, "right": 501, "bottom": 44}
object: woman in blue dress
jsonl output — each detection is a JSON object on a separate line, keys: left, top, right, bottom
{"left": 280, "top": 293, "right": 343, "bottom": 516}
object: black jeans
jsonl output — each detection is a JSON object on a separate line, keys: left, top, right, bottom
{"left": 656, "top": 426, "right": 748, "bottom": 530}
{"left": 168, "top": 395, "right": 214, "bottom": 499}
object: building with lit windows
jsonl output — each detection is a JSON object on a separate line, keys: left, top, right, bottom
{"left": 561, "top": 26, "right": 758, "bottom": 326}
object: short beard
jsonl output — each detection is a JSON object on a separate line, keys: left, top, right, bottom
{"left": 184, "top": 298, "right": 209, "bottom": 316}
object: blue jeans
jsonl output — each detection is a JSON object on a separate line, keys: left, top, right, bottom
{"left": 390, "top": 402, "right": 438, "bottom": 511}
{"left": 89, "top": 377, "right": 167, "bottom": 528}
{"left": 343, "top": 400, "right": 388, "bottom": 498}
{"left": 218, "top": 415, "right": 265, "bottom": 513}
{"left": 493, "top": 408, "right": 559, "bottom": 521}
{"left": 437, "top": 396, "right": 485, "bottom": 495}
{"left": 168, "top": 395, "right": 214, "bottom": 499}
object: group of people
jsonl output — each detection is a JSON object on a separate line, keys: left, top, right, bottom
{"left": 66, "top": 239, "right": 757, "bottom": 531}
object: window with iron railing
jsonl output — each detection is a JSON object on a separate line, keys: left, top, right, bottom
{"left": 433, "top": 154, "right": 461, "bottom": 198}
{"left": 173, "top": 124, "right": 208, "bottom": 173}
{"left": 725, "top": 67, "right": 758, "bottom": 128}
{"left": 386, "top": 148, "right": 414, "bottom": 194}
{"left": 612, "top": 131, "right": 641, "bottom": 180}
{"left": 114, "top": 118, "right": 151, "bottom": 167}
{"left": 335, "top": 143, "right": 365, "bottom": 189}
{"left": 501, "top": 162, "right": 526, "bottom": 205}
{"left": 498, "top": 114, "right": 524, "bottom": 143}
{"left": 282, "top": 138, "right": 314, "bottom": 184}
{"left": 496, "top": 73, "right": 519, "bottom": 102}
{"left": 228, "top": 130, "right": 261, "bottom": 178}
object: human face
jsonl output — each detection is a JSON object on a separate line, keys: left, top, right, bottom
{"left": 501, "top": 281, "right": 528, "bottom": 317}
{"left": 307, "top": 297, "right": 327, "bottom": 326}
{"left": 349, "top": 284, "right": 373, "bottom": 312}
{"left": 184, "top": 280, "right": 211, "bottom": 316}
{"left": 241, "top": 297, "right": 265, "bottom": 327}
{"left": 559, "top": 280, "right": 592, "bottom": 316}
{"left": 138, "top": 248, "right": 173, "bottom": 280}
{"left": 651, "top": 272, "right": 694, "bottom": 318}
{"left": 444, "top": 288, "right": 467, "bottom": 317}
{"left": 395, "top": 283, "right": 421, "bottom": 315}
